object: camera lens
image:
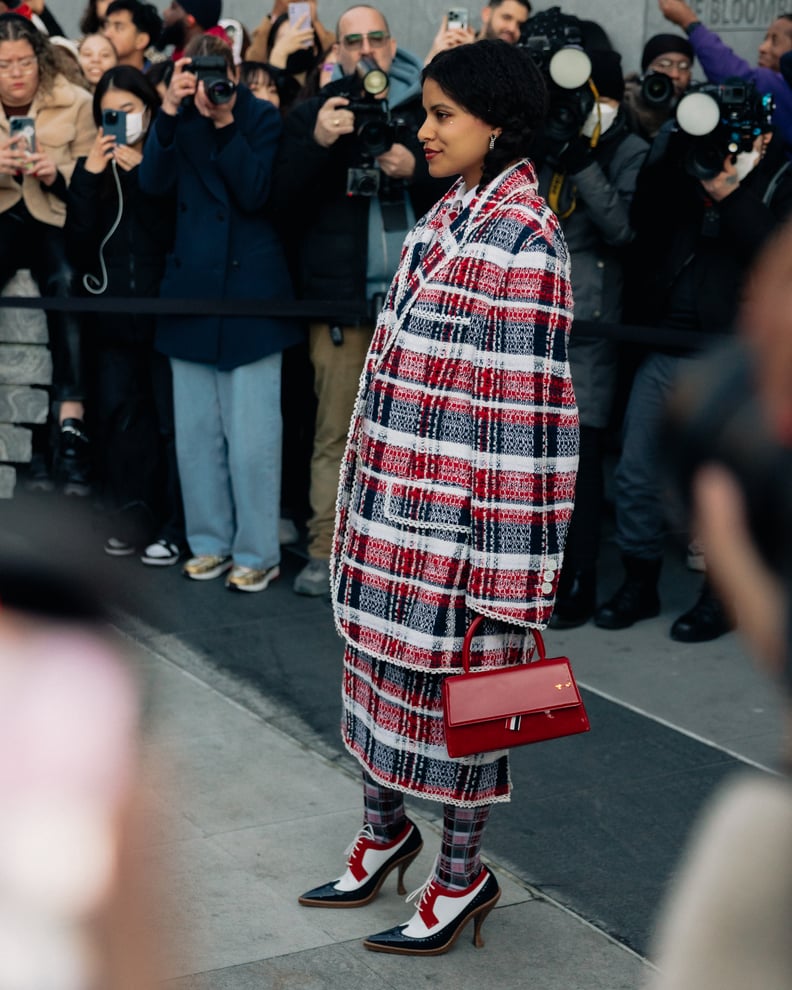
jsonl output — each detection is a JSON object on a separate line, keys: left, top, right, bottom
{"left": 206, "top": 78, "right": 236, "bottom": 105}
{"left": 642, "top": 72, "right": 674, "bottom": 109}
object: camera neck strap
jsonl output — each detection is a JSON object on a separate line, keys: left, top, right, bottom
{"left": 548, "top": 80, "right": 603, "bottom": 220}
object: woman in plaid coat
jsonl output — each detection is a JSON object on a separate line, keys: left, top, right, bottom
{"left": 299, "top": 41, "right": 579, "bottom": 955}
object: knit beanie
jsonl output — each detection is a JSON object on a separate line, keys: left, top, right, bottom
{"left": 179, "top": 0, "right": 221, "bottom": 30}
{"left": 589, "top": 48, "right": 625, "bottom": 102}
{"left": 641, "top": 33, "right": 694, "bottom": 72}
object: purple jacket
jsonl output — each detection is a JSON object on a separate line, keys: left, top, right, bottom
{"left": 689, "top": 22, "right": 792, "bottom": 154}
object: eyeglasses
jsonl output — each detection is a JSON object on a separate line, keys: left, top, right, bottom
{"left": 340, "top": 31, "right": 390, "bottom": 50}
{"left": 0, "top": 57, "right": 37, "bottom": 76}
{"left": 651, "top": 58, "right": 691, "bottom": 71}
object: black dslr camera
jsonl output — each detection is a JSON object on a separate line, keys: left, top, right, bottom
{"left": 185, "top": 55, "right": 236, "bottom": 106}
{"left": 333, "top": 57, "right": 404, "bottom": 196}
{"left": 519, "top": 6, "right": 593, "bottom": 145}
{"left": 674, "top": 77, "right": 774, "bottom": 180}
{"left": 640, "top": 70, "right": 676, "bottom": 111}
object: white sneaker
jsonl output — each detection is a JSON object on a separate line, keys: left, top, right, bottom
{"left": 293, "top": 558, "right": 330, "bottom": 596}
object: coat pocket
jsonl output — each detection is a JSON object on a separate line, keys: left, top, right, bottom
{"left": 384, "top": 478, "right": 470, "bottom": 535}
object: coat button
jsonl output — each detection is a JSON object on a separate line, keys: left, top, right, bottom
{"left": 541, "top": 582, "right": 554, "bottom": 595}
{"left": 543, "top": 570, "right": 556, "bottom": 582}
{"left": 596, "top": 259, "right": 605, "bottom": 269}
{"left": 231, "top": 259, "right": 240, "bottom": 269}
{"left": 593, "top": 309, "right": 601, "bottom": 318}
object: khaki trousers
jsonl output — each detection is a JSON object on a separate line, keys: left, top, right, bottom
{"left": 307, "top": 322, "right": 372, "bottom": 559}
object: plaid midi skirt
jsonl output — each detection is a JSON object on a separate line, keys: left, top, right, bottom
{"left": 341, "top": 642, "right": 511, "bottom": 807}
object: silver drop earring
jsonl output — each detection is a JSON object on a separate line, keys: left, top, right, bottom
{"left": 489, "top": 133, "right": 496, "bottom": 151}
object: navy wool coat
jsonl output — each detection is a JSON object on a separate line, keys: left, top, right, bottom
{"left": 139, "top": 85, "right": 301, "bottom": 370}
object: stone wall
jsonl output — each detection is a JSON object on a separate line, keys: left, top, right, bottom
{"left": 0, "top": 272, "right": 51, "bottom": 497}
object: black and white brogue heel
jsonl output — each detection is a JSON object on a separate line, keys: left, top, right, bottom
{"left": 363, "top": 864, "right": 501, "bottom": 955}
{"left": 298, "top": 819, "right": 423, "bottom": 908}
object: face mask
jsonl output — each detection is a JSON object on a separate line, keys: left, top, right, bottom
{"left": 734, "top": 148, "right": 761, "bottom": 182}
{"left": 125, "top": 110, "right": 148, "bottom": 146}
{"left": 581, "top": 102, "right": 618, "bottom": 139}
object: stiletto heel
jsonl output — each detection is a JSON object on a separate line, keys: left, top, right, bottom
{"left": 472, "top": 891, "right": 500, "bottom": 947}
{"left": 396, "top": 846, "right": 420, "bottom": 895}
{"left": 364, "top": 866, "right": 501, "bottom": 955}
{"left": 298, "top": 819, "right": 423, "bottom": 908}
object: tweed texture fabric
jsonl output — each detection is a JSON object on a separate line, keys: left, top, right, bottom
{"left": 342, "top": 642, "right": 511, "bottom": 806}
{"left": 332, "top": 160, "right": 578, "bottom": 673}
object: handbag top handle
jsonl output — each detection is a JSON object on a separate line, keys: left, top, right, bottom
{"left": 462, "top": 615, "right": 547, "bottom": 674}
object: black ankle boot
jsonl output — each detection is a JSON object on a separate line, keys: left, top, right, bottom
{"left": 54, "top": 418, "right": 91, "bottom": 497}
{"left": 670, "top": 581, "right": 733, "bottom": 643}
{"left": 549, "top": 567, "right": 596, "bottom": 629}
{"left": 594, "top": 555, "right": 661, "bottom": 630}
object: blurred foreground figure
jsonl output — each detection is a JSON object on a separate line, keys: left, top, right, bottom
{"left": 646, "top": 217, "right": 792, "bottom": 989}
{"left": 0, "top": 533, "right": 159, "bottom": 990}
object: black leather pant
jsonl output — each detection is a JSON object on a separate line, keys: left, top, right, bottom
{"left": 0, "top": 201, "right": 84, "bottom": 402}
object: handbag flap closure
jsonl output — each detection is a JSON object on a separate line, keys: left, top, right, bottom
{"left": 444, "top": 658, "right": 582, "bottom": 728}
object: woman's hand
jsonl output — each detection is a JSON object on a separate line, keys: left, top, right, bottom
{"left": 268, "top": 17, "right": 315, "bottom": 69}
{"left": 0, "top": 135, "right": 27, "bottom": 176}
{"left": 26, "top": 150, "right": 58, "bottom": 186}
{"left": 161, "top": 57, "right": 196, "bottom": 116}
{"left": 424, "top": 16, "right": 476, "bottom": 66}
{"left": 193, "top": 80, "right": 237, "bottom": 128}
{"left": 313, "top": 95, "right": 353, "bottom": 148}
{"left": 113, "top": 143, "right": 144, "bottom": 172}
{"left": 84, "top": 128, "right": 117, "bottom": 174}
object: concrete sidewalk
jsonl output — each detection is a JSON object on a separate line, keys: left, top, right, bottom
{"left": 130, "top": 626, "right": 651, "bottom": 990}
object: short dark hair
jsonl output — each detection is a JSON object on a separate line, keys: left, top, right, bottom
{"left": 105, "top": 0, "right": 162, "bottom": 44}
{"left": 422, "top": 39, "right": 547, "bottom": 187}
{"left": 92, "top": 63, "right": 161, "bottom": 125}
{"left": 488, "top": 0, "right": 532, "bottom": 12}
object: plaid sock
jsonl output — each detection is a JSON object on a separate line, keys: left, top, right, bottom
{"left": 362, "top": 772, "right": 407, "bottom": 841}
{"left": 436, "top": 803, "right": 492, "bottom": 889}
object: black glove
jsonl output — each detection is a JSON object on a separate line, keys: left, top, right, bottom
{"left": 551, "top": 135, "right": 593, "bottom": 175}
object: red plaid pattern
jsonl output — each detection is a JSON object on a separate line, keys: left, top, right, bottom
{"left": 332, "top": 160, "right": 578, "bottom": 673}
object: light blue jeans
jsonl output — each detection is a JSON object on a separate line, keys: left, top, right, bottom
{"left": 171, "top": 354, "right": 282, "bottom": 571}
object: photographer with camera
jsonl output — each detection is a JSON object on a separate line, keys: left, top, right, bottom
{"left": 528, "top": 42, "right": 649, "bottom": 628}
{"left": 659, "top": 0, "right": 792, "bottom": 154}
{"left": 624, "top": 33, "right": 695, "bottom": 142}
{"left": 594, "top": 76, "right": 792, "bottom": 642}
{"left": 271, "top": 4, "right": 449, "bottom": 597}
{"left": 138, "top": 33, "right": 301, "bottom": 591}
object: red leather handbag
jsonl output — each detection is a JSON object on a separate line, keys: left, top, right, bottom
{"left": 442, "top": 615, "right": 590, "bottom": 758}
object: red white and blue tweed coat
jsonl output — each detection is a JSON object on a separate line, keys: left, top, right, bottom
{"left": 331, "top": 160, "right": 579, "bottom": 673}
